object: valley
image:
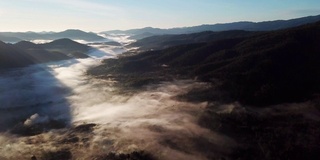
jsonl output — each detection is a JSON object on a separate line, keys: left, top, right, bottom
{"left": 0, "top": 14, "right": 319, "bottom": 160}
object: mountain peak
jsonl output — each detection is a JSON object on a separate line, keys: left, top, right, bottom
{"left": 47, "top": 38, "right": 79, "bottom": 44}
{"left": 14, "top": 41, "right": 39, "bottom": 48}
{"left": 59, "top": 29, "right": 87, "bottom": 34}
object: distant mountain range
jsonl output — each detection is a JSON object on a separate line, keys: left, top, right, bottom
{"left": 0, "top": 39, "right": 92, "bottom": 69}
{"left": 102, "top": 14, "right": 320, "bottom": 39}
{"left": 0, "top": 29, "right": 106, "bottom": 43}
{"left": 2, "top": 15, "right": 319, "bottom": 43}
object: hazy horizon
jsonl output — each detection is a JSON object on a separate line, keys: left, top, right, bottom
{"left": 0, "top": 13, "right": 319, "bottom": 33}
{"left": 1, "top": 0, "right": 320, "bottom": 32}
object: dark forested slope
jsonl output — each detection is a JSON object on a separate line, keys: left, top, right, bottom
{"left": 129, "top": 30, "right": 260, "bottom": 51}
{"left": 89, "top": 21, "right": 320, "bottom": 106}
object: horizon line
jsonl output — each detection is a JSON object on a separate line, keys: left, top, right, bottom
{"left": 1, "top": 13, "right": 319, "bottom": 33}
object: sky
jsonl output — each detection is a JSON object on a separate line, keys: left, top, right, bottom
{"left": 0, "top": 0, "right": 320, "bottom": 32}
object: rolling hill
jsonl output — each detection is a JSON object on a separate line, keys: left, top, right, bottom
{"left": 40, "top": 38, "right": 91, "bottom": 53}
{"left": 0, "top": 39, "right": 92, "bottom": 69}
{"left": 14, "top": 41, "right": 71, "bottom": 63}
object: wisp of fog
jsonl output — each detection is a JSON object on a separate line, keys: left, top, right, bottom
{"left": 0, "top": 35, "right": 235, "bottom": 160}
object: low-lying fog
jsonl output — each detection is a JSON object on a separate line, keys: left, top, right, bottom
{"left": 1, "top": 33, "right": 320, "bottom": 160}
{"left": 0, "top": 35, "right": 236, "bottom": 160}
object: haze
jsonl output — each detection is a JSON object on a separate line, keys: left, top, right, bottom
{"left": 1, "top": 0, "right": 320, "bottom": 32}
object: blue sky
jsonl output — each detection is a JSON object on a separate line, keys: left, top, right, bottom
{"left": 0, "top": 0, "right": 320, "bottom": 32}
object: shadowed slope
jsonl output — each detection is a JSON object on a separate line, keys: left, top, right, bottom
{"left": 0, "top": 41, "right": 35, "bottom": 69}
{"left": 14, "top": 41, "right": 71, "bottom": 63}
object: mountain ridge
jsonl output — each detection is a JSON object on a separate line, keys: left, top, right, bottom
{"left": 0, "top": 29, "right": 106, "bottom": 43}
{"left": 129, "top": 30, "right": 262, "bottom": 51}
{"left": 102, "top": 14, "right": 320, "bottom": 36}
